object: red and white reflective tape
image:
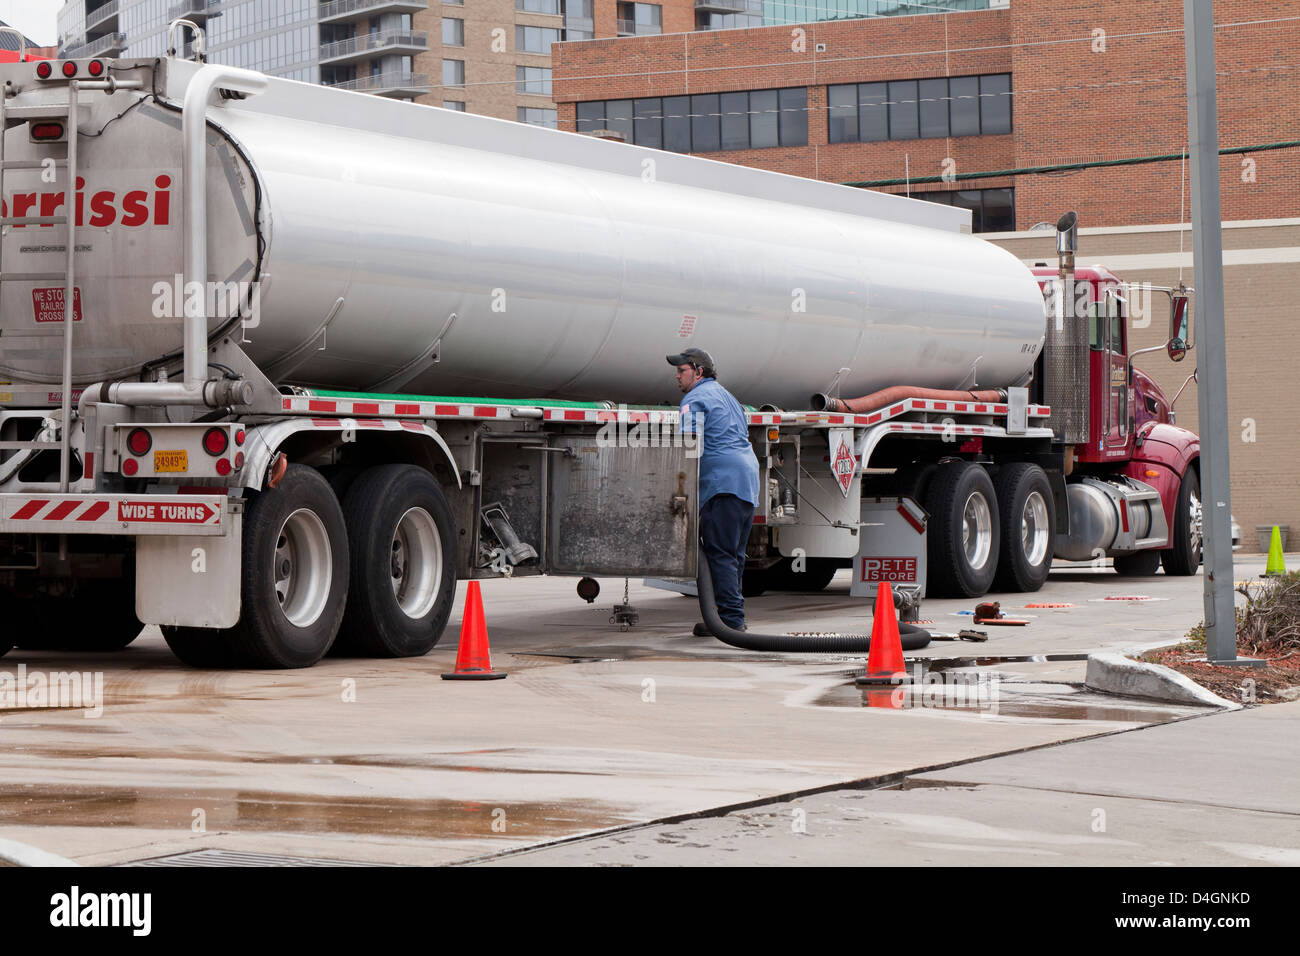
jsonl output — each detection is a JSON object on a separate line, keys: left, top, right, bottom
{"left": 2, "top": 494, "right": 226, "bottom": 534}
{"left": 303, "top": 417, "right": 438, "bottom": 437}
{"left": 278, "top": 395, "right": 1049, "bottom": 426}
{"left": 281, "top": 396, "right": 513, "bottom": 420}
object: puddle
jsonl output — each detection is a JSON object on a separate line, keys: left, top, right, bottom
{"left": 924, "top": 654, "right": 1090, "bottom": 671}
{"left": 0, "top": 786, "right": 637, "bottom": 839}
{"left": 813, "top": 679, "right": 1200, "bottom": 722}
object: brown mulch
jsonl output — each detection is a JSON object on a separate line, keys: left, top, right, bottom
{"left": 1138, "top": 645, "right": 1300, "bottom": 705}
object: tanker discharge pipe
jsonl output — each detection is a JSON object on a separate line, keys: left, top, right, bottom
{"left": 696, "top": 547, "right": 931, "bottom": 653}
{"left": 811, "top": 386, "right": 1006, "bottom": 415}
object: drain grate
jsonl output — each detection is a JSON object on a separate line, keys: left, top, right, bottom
{"left": 126, "top": 848, "right": 389, "bottom": 867}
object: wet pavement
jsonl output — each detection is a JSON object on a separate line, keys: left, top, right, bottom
{"left": 0, "top": 554, "right": 1293, "bottom": 866}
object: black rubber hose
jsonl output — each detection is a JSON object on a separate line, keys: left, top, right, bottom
{"left": 696, "top": 548, "right": 931, "bottom": 652}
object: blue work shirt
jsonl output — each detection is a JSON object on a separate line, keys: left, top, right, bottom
{"left": 679, "top": 378, "right": 761, "bottom": 507}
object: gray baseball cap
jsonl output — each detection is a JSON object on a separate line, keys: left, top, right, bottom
{"left": 666, "top": 348, "right": 715, "bottom": 372}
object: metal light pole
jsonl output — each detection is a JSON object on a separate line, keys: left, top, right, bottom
{"left": 1183, "top": 1, "right": 1251, "bottom": 665}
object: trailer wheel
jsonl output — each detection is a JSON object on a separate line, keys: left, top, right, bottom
{"left": 228, "top": 464, "right": 349, "bottom": 668}
{"left": 992, "top": 463, "right": 1054, "bottom": 593}
{"left": 770, "top": 556, "right": 841, "bottom": 592}
{"left": 1161, "top": 467, "right": 1202, "bottom": 576}
{"left": 334, "top": 465, "right": 457, "bottom": 657}
{"left": 925, "top": 461, "right": 1000, "bottom": 598}
{"left": 1114, "top": 550, "right": 1162, "bottom": 576}
{"left": 13, "top": 580, "right": 142, "bottom": 652}
{"left": 161, "top": 626, "right": 242, "bottom": 668}
{"left": 893, "top": 463, "right": 939, "bottom": 507}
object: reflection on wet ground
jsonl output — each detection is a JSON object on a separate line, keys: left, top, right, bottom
{"left": 0, "top": 786, "right": 636, "bottom": 839}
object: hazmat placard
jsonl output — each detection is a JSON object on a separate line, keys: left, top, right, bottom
{"left": 828, "top": 428, "right": 857, "bottom": 498}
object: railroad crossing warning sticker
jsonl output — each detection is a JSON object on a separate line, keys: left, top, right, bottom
{"left": 828, "top": 428, "right": 857, "bottom": 498}
{"left": 32, "top": 287, "right": 83, "bottom": 323}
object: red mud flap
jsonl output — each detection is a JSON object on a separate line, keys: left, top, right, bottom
{"left": 0, "top": 494, "right": 230, "bottom": 536}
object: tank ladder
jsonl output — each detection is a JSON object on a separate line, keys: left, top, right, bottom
{"left": 0, "top": 75, "right": 81, "bottom": 492}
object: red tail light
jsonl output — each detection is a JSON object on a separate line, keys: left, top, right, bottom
{"left": 35, "top": 61, "right": 53, "bottom": 79}
{"left": 122, "top": 458, "right": 139, "bottom": 476}
{"left": 235, "top": 429, "right": 246, "bottom": 446}
{"left": 234, "top": 452, "right": 245, "bottom": 470}
{"left": 203, "top": 428, "right": 229, "bottom": 456}
{"left": 87, "top": 59, "right": 104, "bottom": 77}
{"left": 31, "top": 123, "right": 65, "bottom": 141}
{"left": 62, "top": 61, "right": 77, "bottom": 78}
{"left": 127, "top": 428, "right": 152, "bottom": 456}
{"left": 215, "top": 458, "right": 232, "bottom": 476}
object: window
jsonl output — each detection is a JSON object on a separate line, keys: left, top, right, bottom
{"left": 442, "top": 59, "right": 465, "bottom": 88}
{"left": 617, "top": 2, "right": 662, "bottom": 35}
{"left": 443, "top": 0, "right": 463, "bottom": 5}
{"left": 574, "top": 88, "right": 809, "bottom": 153}
{"left": 979, "top": 73, "right": 1012, "bottom": 134}
{"left": 518, "top": 107, "right": 559, "bottom": 128}
{"left": 442, "top": 18, "right": 464, "bottom": 47}
{"left": 443, "top": 100, "right": 466, "bottom": 111}
{"left": 577, "top": 100, "right": 605, "bottom": 133}
{"left": 634, "top": 98, "right": 663, "bottom": 149}
{"left": 516, "top": 25, "right": 562, "bottom": 53}
{"left": 778, "top": 88, "right": 806, "bottom": 147}
{"left": 517, "top": 0, "right": 562, "bottom": 12}
{"left": 516, "top": 66, "right": 552, "bottom": 96}
{"left": 915, "top": 187, "right": 1015, "bottom": 234}
{"left": 828, "top": 74, "right": 1012, "bottom": 143}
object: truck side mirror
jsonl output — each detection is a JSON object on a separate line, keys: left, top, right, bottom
{"left": 1167, "top": 294, "right": 1189, "bottom": 362}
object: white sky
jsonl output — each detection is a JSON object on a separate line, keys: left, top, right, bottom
{"left": 0, "top": 0, "right": 62, "bottom": 46}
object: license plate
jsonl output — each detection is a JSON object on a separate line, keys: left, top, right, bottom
{"left": 154, "top": 450, "right": 188, "bottom": 472}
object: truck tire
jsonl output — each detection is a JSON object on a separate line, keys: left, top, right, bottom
{"left": 335, "top": 465, "right": 457, "bottom": 657}
{"left": 1161, "top": 467, "right": 1202, "bottom": 576}
{"left": 1114, "top": 549, "right": 1162, "bottom": 576}
{"left": 228, "top": 464, "right": 349, "bottom": 668}
{"left": 992, "top": 463, "right": 1054, "bottom": 593}
{"left": 925, "top": 461, "right": 1000, "bottom": 598}
{"left": 13, "top": 581, "right": 142, "bottom": 652}
{"left": 161, "top": 626, "right": 242, "bottom": 668}
{"left": 773, "top": 556, "right": 840, "bottom": 592}
{"left": 893, "top": 463, "right": 939, "bottom": 507}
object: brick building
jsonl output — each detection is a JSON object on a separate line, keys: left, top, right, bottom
{"left": 551, "top": 0, "right": 1300, "bottom": 548}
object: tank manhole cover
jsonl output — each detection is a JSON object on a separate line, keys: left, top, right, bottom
{"left": 124, "top": 848, "right": 389, "bottom": 867}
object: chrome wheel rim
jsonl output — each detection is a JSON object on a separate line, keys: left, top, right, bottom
{"left": 274, "top": 509, "right": 332, "bottom": 628}
{"left": 1189, "top": 488, "right": 1203, "bottom": 556}
{"left": 1021, "top": 490, "right": 1050, "bottom": 566}
{"left": 962, "top": 491, "right": 993, "bottom": 570}
{"left": 391, "top": 507, "right": 442, "bottom": 619}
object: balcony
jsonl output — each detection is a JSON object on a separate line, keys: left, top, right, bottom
{"left": 66, "top": 32, "right": 127, "bottom": 58}
{"left": 168, "top": 0, "right": 220, "bottom": 24}
{"left": 84, "top": 1, "right": 120, "bottom": 32}
{"left": 616, "top": 18, "right": 661, "bottom": 36}
{"left": 694, "top": 0, "right": 748, "bottom": 11}
{"left": 318, "top": 0, "right": 428, "bottom": 26}
{"left": 327, "top": 71, "right": 429, "bottom": 98}
{"left": 319, "top": 30, "right": 428, "bottom": 66}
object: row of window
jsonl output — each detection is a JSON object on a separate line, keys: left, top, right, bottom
{"left": 915, "top": 187, "right": 1015, "bottom": 233}
{"left": 828, "top": 74, "right": 1011, "bottom": 143}
{"left": 577, "top": 89, "right": 809, "bottom": 152}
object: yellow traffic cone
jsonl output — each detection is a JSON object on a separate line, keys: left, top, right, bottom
{"left": 1264, "top": 525, "right": 1287, "bottom": 577}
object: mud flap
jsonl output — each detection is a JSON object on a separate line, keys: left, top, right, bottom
{"left": 136, "top": 512, "right": 242, "bottom": 628}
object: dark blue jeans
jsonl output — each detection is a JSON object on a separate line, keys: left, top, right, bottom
{"left": 700, "top": 493, "right": 752, "bottom": 629}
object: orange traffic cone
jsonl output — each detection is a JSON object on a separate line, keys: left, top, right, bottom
{"left": 441, "top": 581, "right": 508, "bottom": 681}
{"left": 855, "top": 582, "right": 911, "bottom": 687}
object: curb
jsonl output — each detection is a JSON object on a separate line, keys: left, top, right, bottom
{"left": 0, "top": 837, "right": 79, "bottom": 868}
{"left": 1085, "top": 652, "right": 1241, "bottom": 709}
